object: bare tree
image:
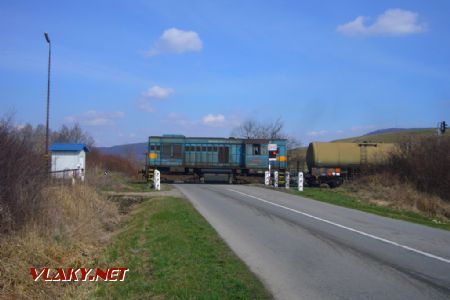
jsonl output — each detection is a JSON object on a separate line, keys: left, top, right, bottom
{"left": 11, "top": 122, "right": 96, "bottom": 154}
{"left": 52, "top": 123, "right": 95, "bottom": 147}
{"left": 231, "top": 119, "right": 258, "bottom": 139}
{"left": 231, "top": 117, "right": 300, "bottom": 149}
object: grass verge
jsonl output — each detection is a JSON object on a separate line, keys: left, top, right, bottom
{"left": 94, "top": 196, "right": 271, "bottom": 299}
{"left": 97, "top": 171, "right": 170, "bottom": 193}
{"left": 290, "top": 188, "right": 450, "bottom": 231}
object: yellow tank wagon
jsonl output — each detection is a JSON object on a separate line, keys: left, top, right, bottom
{"left": 305, "top": 142, "right": 396, "bottom": 187}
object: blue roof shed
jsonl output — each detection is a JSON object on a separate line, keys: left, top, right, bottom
{"left": 50, "top": 143, "right": 90, "bottom": 152}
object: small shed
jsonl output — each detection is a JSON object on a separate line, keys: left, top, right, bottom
{"left": 50, "top": 143, "right": 90, "bottom": 178}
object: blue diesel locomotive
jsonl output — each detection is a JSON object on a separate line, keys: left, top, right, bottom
{"left": 144, "top": 135, "right": 287, "bottom": 182}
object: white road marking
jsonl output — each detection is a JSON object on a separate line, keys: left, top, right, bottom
{"left": 228, "top": 188, "right": 450, "bottom": 264}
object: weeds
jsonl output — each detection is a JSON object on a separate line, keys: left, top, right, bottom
{"left": 341, "top": 173, "right": 450, "bottom": 220}
{"left": 387, "top": 135, "right": 450, "bottom": 202}
{"left": 0, "top": 184, "right": 120, "bottom": 299}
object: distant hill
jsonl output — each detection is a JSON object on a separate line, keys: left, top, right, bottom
{"left": 96, "top": 142, "right": 147, "bottom": 162}
{"left": 333, "top": 128, "right": 442, "bottom": 143}
{"left": 364, "top": 128, "right": 428, "bottom": 136}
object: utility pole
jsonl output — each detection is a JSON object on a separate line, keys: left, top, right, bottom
{"left": 44, "top": 32, "right": 51, "bottom": 173}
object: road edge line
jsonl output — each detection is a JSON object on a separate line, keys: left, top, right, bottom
{"left": 228, "top": 188, "right": 450, "bottom": 264}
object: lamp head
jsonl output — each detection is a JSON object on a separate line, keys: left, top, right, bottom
{"left": 44, "top": 32, "right": 50, "bottom": 43}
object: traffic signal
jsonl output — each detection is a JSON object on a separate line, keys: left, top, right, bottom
{"left": 440, "top": 121, "right": 447, "bottom": 134}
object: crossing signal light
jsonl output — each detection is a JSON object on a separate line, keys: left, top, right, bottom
{"left": 269, "top": 150, "right": 277, "bottom": 159}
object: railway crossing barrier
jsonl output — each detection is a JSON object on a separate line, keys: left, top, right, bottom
{"left": 298, "top": 172, "right": 303, "bottom": 192}
{"left": 274, "top": 171, "right": 279, "bottom": 188}
{"left": 154, "top": 169, "right": 161, "bottom": 191}
{"left": 285, "top": 172, "right": 290, "bottom": 189}
{"left": 264, "top": 171, "right": 270, "bottom": 185}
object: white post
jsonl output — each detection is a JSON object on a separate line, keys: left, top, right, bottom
{"left": 298, "top": 172, "right": 303, "bottom": 192}
{"left": 264, "top": 171, "right": 270, "bottom": 185}
{"left": 274, "top": 171, "right": 279, "bottom": 188}
{"left": 154, "top": 169, "right": 161, "bottom": 191}
{"left": 285, "top": 172, "right": 290, "bottom": 189}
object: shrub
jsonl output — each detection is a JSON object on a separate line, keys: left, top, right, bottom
{"left": 388, "top": 136, "right": 450, "bottom": 202}
{"left": 87, "top": 148, "right": 140, "bottom": 179}
{"left": 0, "top": 119, "right": 47, "bottom": 232}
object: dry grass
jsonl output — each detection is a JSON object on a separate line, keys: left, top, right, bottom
{"left": 341, "top": 174, "right": 450, "bottom": 221}
{"left": 0, "top": 184, "right": 120, "bottom": 299}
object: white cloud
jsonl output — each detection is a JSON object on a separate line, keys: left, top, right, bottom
{"left": 138, "top": 85, "right": 174, "bottom": 112}
{"left": 147, "top": 28, "right": 203, "bottom": 56}
{"left": 142, "top": 85, "right": 174, "bottom": 99}
{"left": 202, "top": 114, "right": 225, "bottom": 125}
{"left": 307, "top": 130, "right": 328, "bottom": 137}
{"left": 337, "top": 9, "right": 426, "bottom": 36}
{"left": 65, "top": 110, "right": 124, "bottom": 126}
{"left": 138, "top": 101, "right": 155, "bottom": 113}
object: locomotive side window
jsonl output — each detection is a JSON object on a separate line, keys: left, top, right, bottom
{"left": 253, "top": 144, "right": 261, "bottom": 155}
{"left": 150, "top": 144, "right": 161, "bottom": 151}
{"left": 261, "top": 146, "right": 267, "bottom": 155}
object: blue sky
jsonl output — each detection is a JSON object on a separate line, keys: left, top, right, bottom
{"left": 1, "top": 0, "right": 449, "bottom": 146}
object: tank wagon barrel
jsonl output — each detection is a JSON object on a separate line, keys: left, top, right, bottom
{"left": 305, "top": 142, "right": 396, "bottom": 187}
{"left": 306, "top": 142, "right": 396, "bottom": 169}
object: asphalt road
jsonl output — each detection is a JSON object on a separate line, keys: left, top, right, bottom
{"left": 175, "top": 184, "right": 450, "bottom": 300}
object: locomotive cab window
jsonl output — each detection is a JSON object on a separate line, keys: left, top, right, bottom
{"left": 253, "top": 144, "right": 261, "bottom": 155}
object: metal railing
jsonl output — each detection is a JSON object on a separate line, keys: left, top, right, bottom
{"left": 49, "top": 168, "right": 85, "bottom": 184}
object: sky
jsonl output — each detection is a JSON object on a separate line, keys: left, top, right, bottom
{"left": 1, "top": 0, "right": 449, "bottom": 146}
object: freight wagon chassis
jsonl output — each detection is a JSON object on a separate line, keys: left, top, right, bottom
{"left": 192, "top": 168, "right": 236, "bottom": 184}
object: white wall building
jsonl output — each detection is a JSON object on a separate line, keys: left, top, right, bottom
{"left": 50, "top": 143, "right": 89, "bottom": 178}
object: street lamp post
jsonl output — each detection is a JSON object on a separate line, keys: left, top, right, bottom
{"left": 44, "top": 32, "right": 51, "bottom": 173}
